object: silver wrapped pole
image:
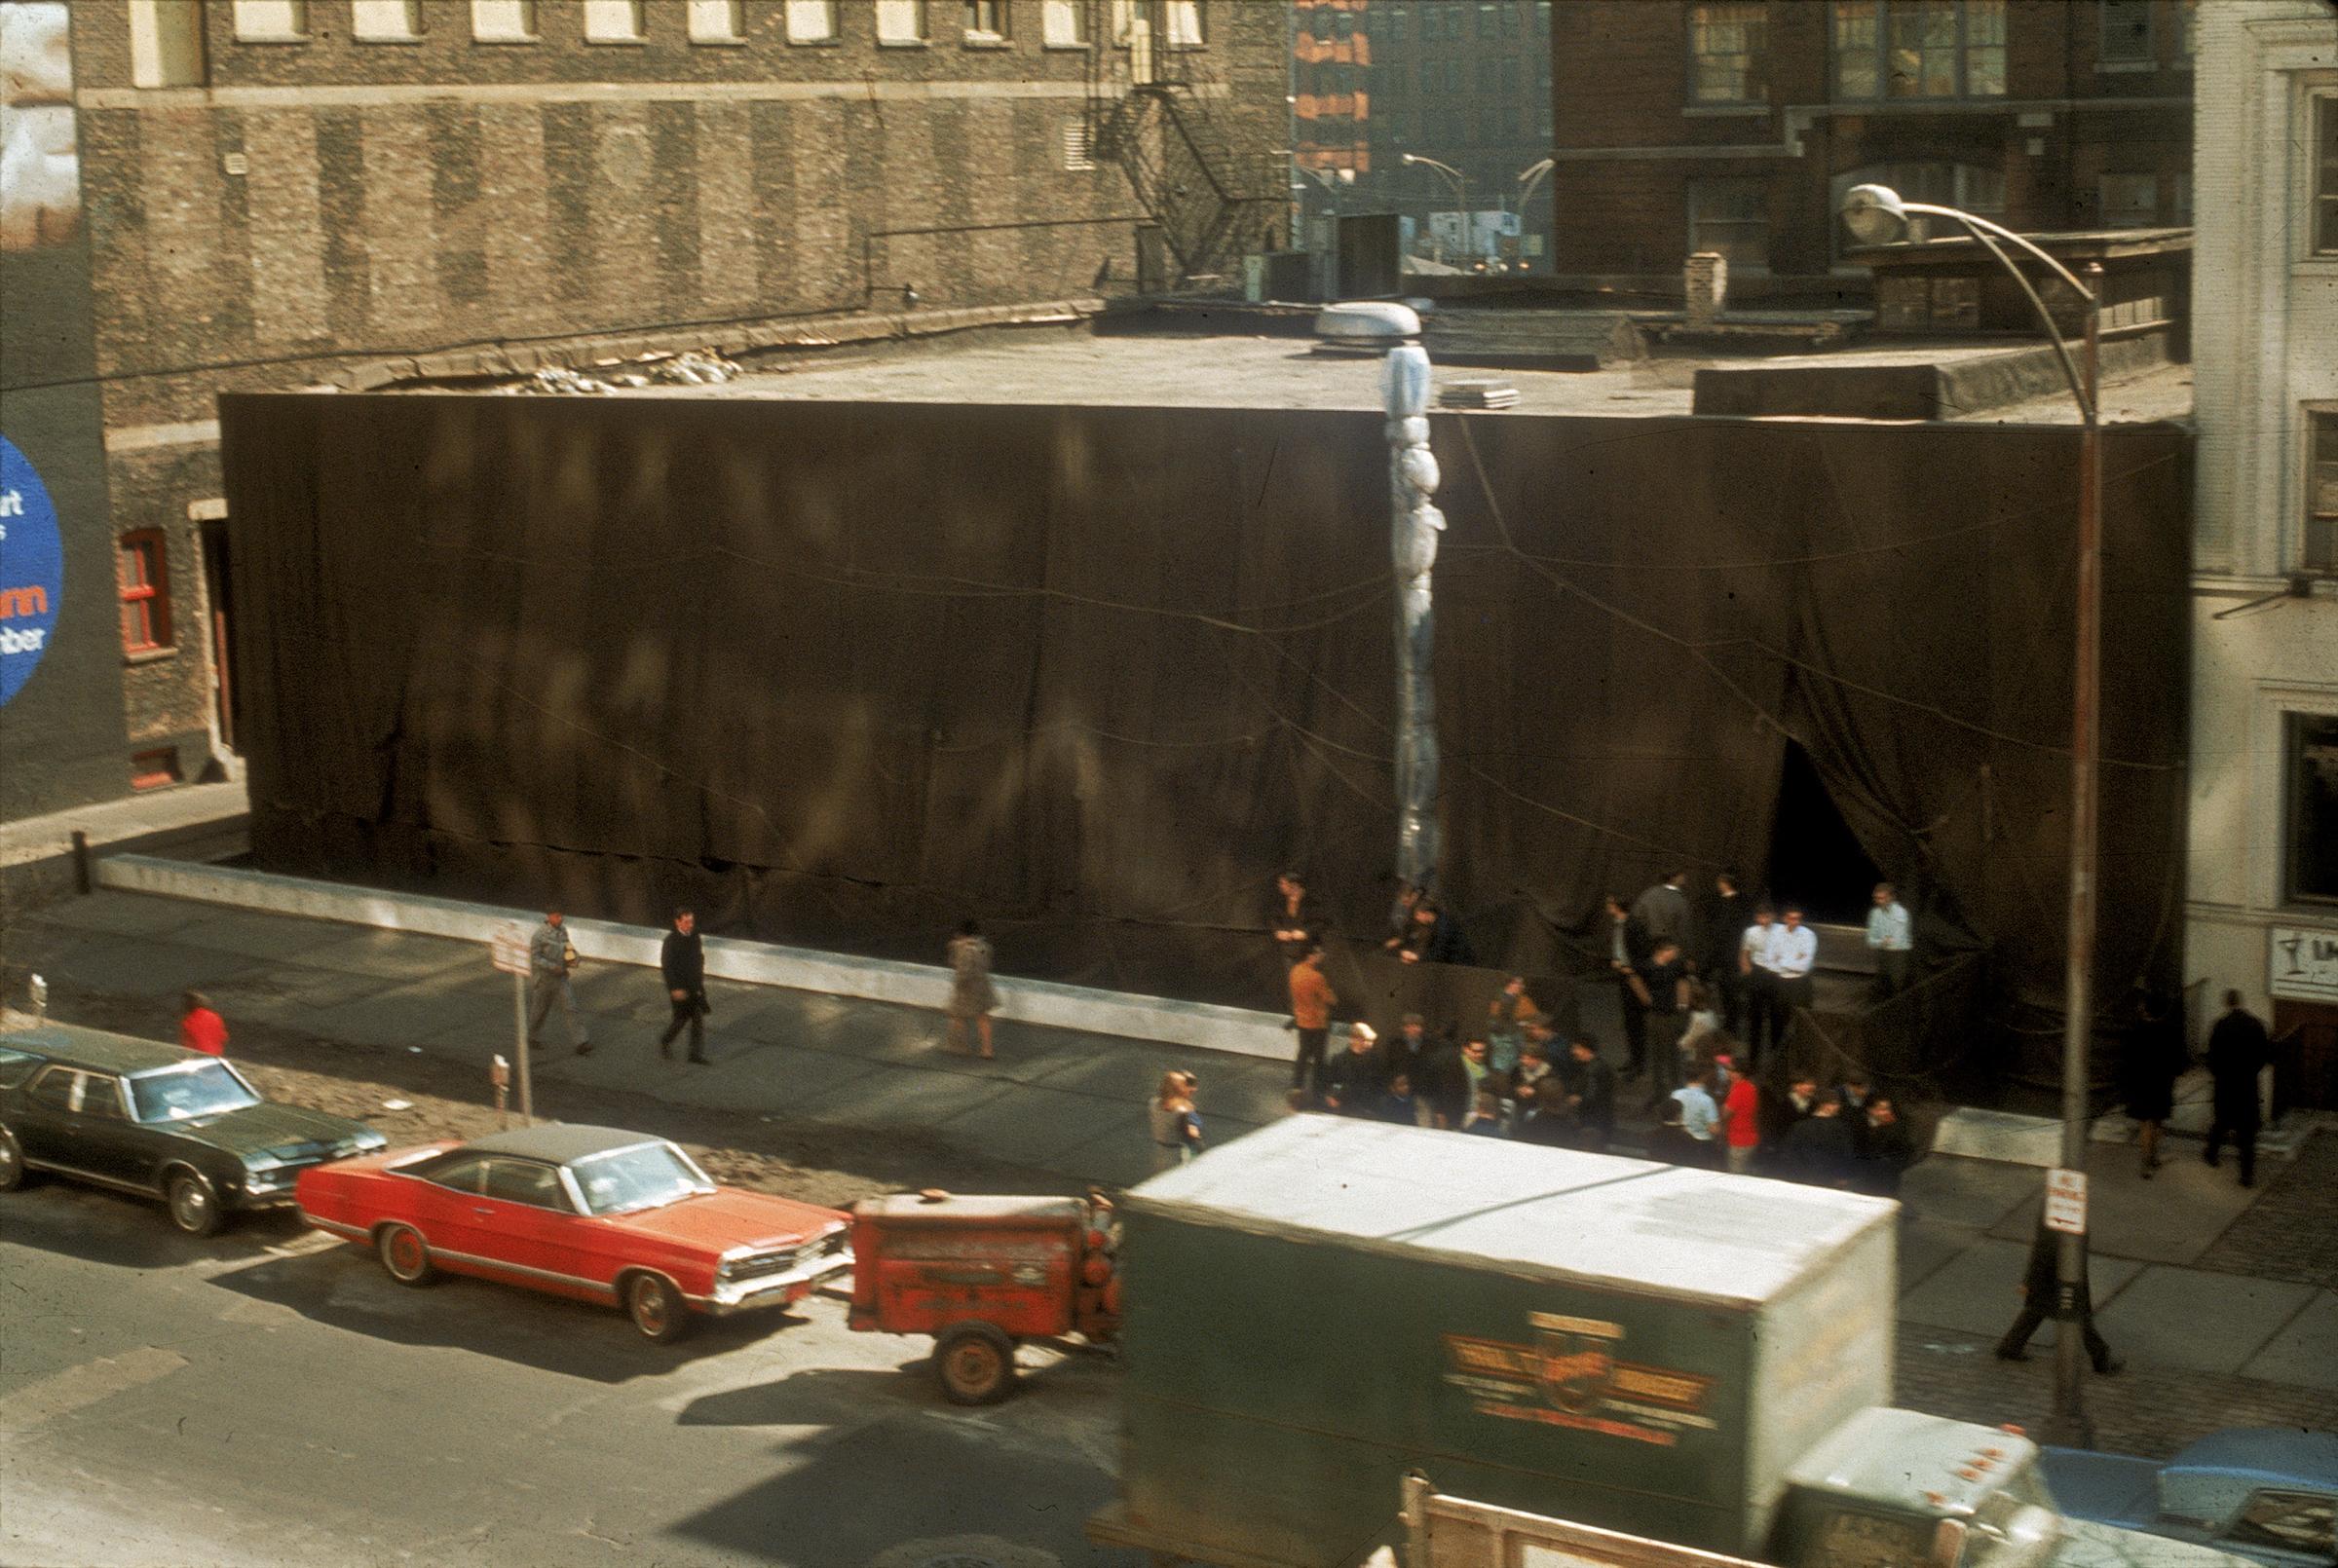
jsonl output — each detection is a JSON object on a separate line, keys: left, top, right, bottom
{"left": 1383, "top": 343, "right": 1443, "bottom": 893}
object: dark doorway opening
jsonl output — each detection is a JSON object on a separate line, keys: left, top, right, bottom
{"left": 1762, "top": 740, "right": 1880, "bottom": 925}
{"left": 199, "top": 518, "right": 239, "bottom": 753}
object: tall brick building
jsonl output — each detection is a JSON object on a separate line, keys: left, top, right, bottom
{"left": 0, "top": 0, "right": 1282, "bottom": 821}
{"left": 1545, "top": 0, "right": 2195, "bottom": 294}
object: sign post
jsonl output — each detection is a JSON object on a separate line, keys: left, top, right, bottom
{"left": 2044, "top": 1167, "right": 2088, "bottom": 1235}
{"left": 489, "top": 923, "right": 533, "bottom": 1124}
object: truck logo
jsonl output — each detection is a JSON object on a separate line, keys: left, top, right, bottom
{"left": 1535, "top": 1324, "right": 1619, "bottom": 1413}
{"left": 1442, "top": 1314, "right": 1716, "bottom": 1446}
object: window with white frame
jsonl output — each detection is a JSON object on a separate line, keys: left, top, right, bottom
{"left": 877, "top": 0, "right": 924, "bottom": 43}
{"left": 1688, "top": 177, "right": 1768, "bottom": 269}
{"left": 2318, "top": 96, "right": 2338, "bottom": 257}
{"left": 1166, "top": 0, "right": 1202, "bottom": 47}
{"left": 688, "top": 0, "right": 744, "bottom": 42}
{"left": 2308, "top": 410, "right": 2338, "bottom": 576}
{"left": 1042, "top": 0, "right": 1084, "bottom": 46}
{"left": 130, "top": 0, "right": 208, "bottom": 85}
{"left": 582, "top": 0, "right": 645, "bottom": 42}
{"left": 232, "top": 0, "right": 307, "bottom": 40}
{"left": 1832, "top": 0, "right": 2004, "bottom": 99}
{"left": 784, "top": 0, "right": 837, "bottom": 41}
{"left": 352, "top": 0, "right": 423, "bottom": 40}
{"left": 471, "top": 0, "right": 536, "bottom": 40}
{"left": 964, "top": 1, "right": 1006, "bottom": 40}
{"left": 2097, "top": 171, "right": 2157, "bottom": 228}
{"left": 1689, "top": 3, "right": 1767, "bottom": 104}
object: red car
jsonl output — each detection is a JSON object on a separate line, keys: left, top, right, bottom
{"left": 295, "top": 1123, "right": 851, "bottom": 1341}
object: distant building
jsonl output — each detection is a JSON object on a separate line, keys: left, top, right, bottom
{"left": 1344, "top": 0, "right": 1553, "bottom": 272}
{"left": 1545, "top": 0, "right": 2195, "bottom": 298}
{"left": 2185, "top": 0, "right": 2337, "bottom": 1051}
{"left": 0, "top": 0, "right": 1283, "bottom": 824}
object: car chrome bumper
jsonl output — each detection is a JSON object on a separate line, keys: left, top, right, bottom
{"left": 697, "top": 1249, "right": 853, "bottom": 1316}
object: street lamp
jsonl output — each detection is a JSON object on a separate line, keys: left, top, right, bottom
{"left": 1839, "top": 182, "right": 2104, "bottom": 1447}
{"left": 1514, "top": 159, "right": 1555, "bottom": 275}
{"left": 1401, "top": 153, "right": 1468, "bottom": 266}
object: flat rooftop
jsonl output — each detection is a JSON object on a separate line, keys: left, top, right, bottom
{"left": 490, "top": 324, "right": 2191, "bottom": 427}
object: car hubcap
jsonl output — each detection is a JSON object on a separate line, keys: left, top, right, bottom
{"left": 390, "top": 1232, "right": 423, "bottom": 1275}
{"left": 634, "top": 1283, "right": 667, "bottom": 1331}
{"left": 172, "top": 1180, "right": 208, "bottom": 1226}
{"left": 948, "top": 1343, "right": 998, "bottom": 1390}
{"left": 0, "top": 1138, "right": 17, "bottom": 1176}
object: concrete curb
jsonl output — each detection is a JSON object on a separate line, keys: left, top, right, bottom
{"left": 93, "top": 855, "right": 1294, "bottom": 1064}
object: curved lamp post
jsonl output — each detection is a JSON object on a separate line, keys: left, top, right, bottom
{"left": 1842, "top": 182, "right": 2104, "bottom": 1447}
{"left": 1402, "top": 153, "right": 1468, "bottom": 265}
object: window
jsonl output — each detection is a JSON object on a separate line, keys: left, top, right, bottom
{"left": 1062, "top": 118, "right": 1095, "bottom": 170}
{"left": 1446, "top": 58, "right": 1462, "bottom": 92}
{"left": 1832, "top": 1, "right": 2004, "bottom": 99}
{"left": 2227, "top": 1489, "right": 2337, "bottom": 1559}
{"left": 963, "top": 0, "right": 1006, "bottom": 40}
{"left": 1383, "top": 8, "right": 1406, "bottom": 45}
{"left": 2098, "top": 0, "right": 2152, "bottom": 65}
{"left": 1689, "top": 177, "right": 1768, "bottom": 269}
{"left": 1165, "top": 0, "right": 1202, "bottom": 47}
{"left": 1477, "top": 58, "right": 1495, "bottom": 93}
{"left": 2098, "top": 172, "right": 2157, "bottom": 228}
{"left": 582, "top": 0, "right": 644, "bottom": 42}
{"left": 2177, "top": 0, "right": 2196, "bottom": 59}
{"left": 687, "top": 0, "right": 743, "bottom": 41}
{"left": 1691, "top": 3, "right": 1768, "bottom": 103}
{"left": 425, "top": 1155, "right": 495, "bottom": 1195}
{"left": 232, "top": 0, "right": 307, "bottom": 40}
{"left": 28, "top": 1067, "right": 80, "bottom": 1115}
{"left": 471, "top": 0, "right": 536, "bottom": 40}
{"left": 1042, "top": 0, "right": 1084, "bottom": 46}
{"left": 2169, "top": 170, "right": 2191, "bottom": 224}
{"left": 785, "top": 0, "right": 837, "bottom": 41}
{"left": 119, "top": 532, "right": 171, "bottom": 653}
{"left": 131, "top": 748, "right": 182, "bottom": 790}
{"left": 2287, "top": 714, "right": 2338, "bottom": 905}
{"left": 483, "top": 1159, "right": 574, "bottom": 1211}
{"left": 2318, "top": 97, "right": 2338, "bottom": 257}
{"left": 877, "top": 0, "right": 924, "bottom": 44}
{"left": 130, "top": 0, "right": 208, "bottom": 86}
{"left": 78, "top": 1073, "right": 127, "bottom": 1119}
{"left": 352, "top": 0, "right": 422, "bottom": 39}
{"left": 2309, "top": 411, "right": 2338, "bottom": 575}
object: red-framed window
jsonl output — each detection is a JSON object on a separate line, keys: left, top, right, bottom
{"left": 118, "top": 531, "right": 171, "bottom": 653}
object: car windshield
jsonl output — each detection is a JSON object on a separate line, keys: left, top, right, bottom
{"left": 127, "top": 1060, "right": 263, "bottom": 1123}
{"left": 568, "top": 1142, "right": 713, "bottom": 1215}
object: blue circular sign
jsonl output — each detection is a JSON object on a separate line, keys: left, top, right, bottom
{"left": 0, "top": 435, "right": 65, "bottom": 707}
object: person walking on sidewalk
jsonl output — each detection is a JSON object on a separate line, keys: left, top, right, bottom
{"left": 658, "top": 909, "right": 710, "bottom": 1064}
{"left": 2122, "top": 988, "right": 2188, "bottom": 1180}
{"left": 1866, "top": 883, "right": 1912, "bottom": 998}
{"left": 1149, "top": 1071, "right": 1201, "bottom": 1173}
{"left": 1994, "top": 1216, "right": 2122, "bottom": 1373}
{"left": 178, "top": 991, "right": 227, "bottom": 1057}
{"left": 1287, "top": 945, "right": 1338, "bottom": 1107}
{"left": 944, "top": 920, "right": 999, "bottom": 1059}
{"left": 527, "top": 910, "right": 588, "bottom": 1056}
{"left": 2205, "top": 989, "right": 2272, "bottom": 1188}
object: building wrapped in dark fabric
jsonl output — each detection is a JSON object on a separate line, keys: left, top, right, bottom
{"left": 219, "top": 392, "right": 2188, "bottom": 1048}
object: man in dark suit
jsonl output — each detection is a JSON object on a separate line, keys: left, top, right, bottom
{"left": 2205, "top": 989, "right": 2273, "bottom": 1187}
{"left": 1703, "top": 870, "right": 1749, "bottom": 1034}
{"left": 658, "top": 909, "right": 710, "bottom": 1064}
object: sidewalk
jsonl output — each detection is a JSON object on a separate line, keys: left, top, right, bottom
{"left": 3, "top": 883, "right": 2330, "bottom": 1457}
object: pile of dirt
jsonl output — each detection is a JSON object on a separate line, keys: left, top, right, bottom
{"left": 0, "top": 1000, "right": 1077, "bottom": 1211}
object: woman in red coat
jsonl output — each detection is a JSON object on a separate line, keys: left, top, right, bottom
{"left": 178, "top": 990, "right": 227, "bottom": 1056}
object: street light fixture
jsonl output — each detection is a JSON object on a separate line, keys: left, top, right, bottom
{"left": 1402, "top": 153, "right": 1468, "bottom": 266}
{"left": 1839, "top": 181, "right": 2104, "bottom": 1447}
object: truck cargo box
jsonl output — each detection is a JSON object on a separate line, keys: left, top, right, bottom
{"left": 1113, "top": 1117, "right": 1897, "bottom": 1568}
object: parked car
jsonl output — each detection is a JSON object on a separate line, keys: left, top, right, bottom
{"left": 0, "top": 1022, "right": 387, "bottom": 1236}
{"left": 2042, "top": 1429, "right": 2338, "bottom": 1568}
{"left": 295, "top": 1123, "right": 852, "bottom": 1341}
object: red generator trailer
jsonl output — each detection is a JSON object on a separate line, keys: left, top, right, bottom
{"left": 847, "top": 1191, "right": 1122, "bottom": 1404}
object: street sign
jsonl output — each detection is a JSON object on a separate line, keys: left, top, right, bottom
{"left": 2269, "top": 924, "right": 2338, "bottom": 1003}
{"left": 2044, "top": 1167, "right": 2088, "bottom": 1235}
{"left": 490, "top": 923, "right": 530, "bottom": 976}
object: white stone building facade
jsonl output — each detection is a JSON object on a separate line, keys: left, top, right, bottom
{"left": 2186, "top": 1, "right": 2338, "bottom": 1054}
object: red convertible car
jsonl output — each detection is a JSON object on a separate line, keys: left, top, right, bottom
{"left": 295, "top": 1124, "right": 851, "bottom": 1341}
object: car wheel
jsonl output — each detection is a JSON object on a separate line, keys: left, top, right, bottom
{"left": 375, "top": 1223, "right": 437, "bottom": 1287}
{"left": 933, "top": 1322, "right": 1017, "bottom": 1405}
{"left": 624, "top": 1273, "right": 692, "bottom": 1343}
{"left": 0, "top": 1126, "right": 25, "bottom": 1192}
{"left": 166, "top": 1170, "right": 224, "bottom": 1237}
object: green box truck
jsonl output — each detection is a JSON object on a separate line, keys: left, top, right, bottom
{"left": 1088, "top": 1117, "right": 2248, "bottom": 1568}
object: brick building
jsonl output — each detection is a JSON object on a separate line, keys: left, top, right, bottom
{"left": 1545, "top": 0, "right": 2195, "bottom": 296}
{"left": 0, "top": 0, "right": 1282, "bottom": 822}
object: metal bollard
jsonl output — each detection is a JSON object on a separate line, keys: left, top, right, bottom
{"left": 70, "top": 831, "right": 91, "bottom": 895}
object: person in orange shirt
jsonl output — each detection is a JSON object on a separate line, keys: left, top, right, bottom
{"left": 178, "top": 990, "right": 227, "bottom": 1057}
{"left": 1720, "top": 1054, "right": 1762, "bottom": 1175}
{"left": 1287, "top": 945, "right": 1338, "bottom": 1107}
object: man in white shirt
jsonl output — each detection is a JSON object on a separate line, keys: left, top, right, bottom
{"left": 1738, "top": 904, "right": 1782, "bottom": 1070}
{"left": 1766, "top": 905, "right": 1818, "bottom": 1047}
{"left": 1671, "top": 1065, "right": 1721, "bottom": 1166}
{"left": 1865, "top": 881, "right": 1912, "bottom": 996}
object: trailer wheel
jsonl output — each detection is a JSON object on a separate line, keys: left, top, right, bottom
{"left": 932, "top": 1322, "right": 1016, "bottom": 1405}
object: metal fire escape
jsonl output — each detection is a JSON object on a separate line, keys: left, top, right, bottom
{"left": 1083, "top": 0, "right": 1283, "bottom": 290}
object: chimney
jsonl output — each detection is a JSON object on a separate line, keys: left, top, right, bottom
{"left": 1685, "top": 251, "right": 1728, "bottom": 327}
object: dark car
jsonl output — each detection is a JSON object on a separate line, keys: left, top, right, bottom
{"left": 2043, "top": 1429, "right": 2338, "bottom": 1568}
{"left": 0, "top": 1022, "right": 387, "bottom": 1237}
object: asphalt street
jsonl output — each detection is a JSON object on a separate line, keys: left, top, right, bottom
{"left": 1, "top": 1180, "right": 1133, "bottom": 1568}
